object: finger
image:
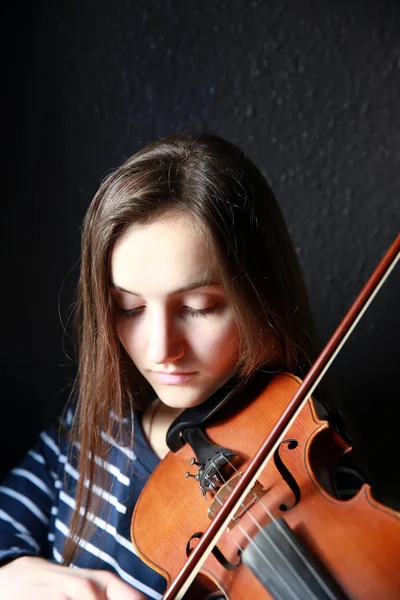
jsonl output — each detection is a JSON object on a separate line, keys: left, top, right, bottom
{"left": 62, "top": 575, "right": 106, "bottom": 600}
{"left": 97, "top": 571, "right": 148, "bottom": 600}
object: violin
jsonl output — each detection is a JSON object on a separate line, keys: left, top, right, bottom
{"left": 130, "top": 235, "right": 400, "bottom": 600}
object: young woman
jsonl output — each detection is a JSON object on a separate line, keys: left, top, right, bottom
{"left": 0, "top": 133, "right": 334, "bottom": 599}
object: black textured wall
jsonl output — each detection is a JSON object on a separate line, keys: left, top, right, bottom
{"left": 2, "top": 1, "right": 399, "bottom": 507}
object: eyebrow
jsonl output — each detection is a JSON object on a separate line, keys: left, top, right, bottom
{"left": 110, "top": 280, "right": 221, "bottom": 299}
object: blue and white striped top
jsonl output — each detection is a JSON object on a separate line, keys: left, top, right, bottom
{"left": 0, "top": 405, "right": 167, "bottom": 599}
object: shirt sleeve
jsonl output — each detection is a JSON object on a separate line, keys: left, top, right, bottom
{"left": 0, "top": 421, "right": 63, "bottom": 566}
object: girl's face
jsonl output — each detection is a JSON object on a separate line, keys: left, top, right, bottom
{"left": 110, "top": 213, "right": 240, "bottom": 410}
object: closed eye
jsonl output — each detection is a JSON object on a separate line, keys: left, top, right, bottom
{"left": 117, "top": 306, "right": 145, "bottom": 318}
{"left": 115, "top": 305, "right": 219, "bottom": 319}
{"left": 183, "top": 305, "right": 218, "bottom": 318}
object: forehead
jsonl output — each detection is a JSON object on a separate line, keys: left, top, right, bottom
{"left": 110, "top": 214, "right": 217, "bottom": 294}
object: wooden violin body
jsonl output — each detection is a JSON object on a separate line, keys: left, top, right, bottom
{"left": 131, "top": 373, "right": 400, "bottom": 599}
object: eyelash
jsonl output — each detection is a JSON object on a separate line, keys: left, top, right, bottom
{"left": 184, "top": 305, "right": 218, "bottom": 318}
{"left": 117, "top": 305, "right": 218, "bottom": 319}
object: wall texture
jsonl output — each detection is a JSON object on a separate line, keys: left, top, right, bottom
{"left": 2, "top": 0, "right": 399, "bottom": 507}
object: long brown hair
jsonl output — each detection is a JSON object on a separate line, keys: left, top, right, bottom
{"left": 63, "top": 133, "right": 319, "bottom": 564}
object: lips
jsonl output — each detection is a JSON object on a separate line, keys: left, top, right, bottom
{"left": 150, "top": 371, "right": 197, "bottom": 385}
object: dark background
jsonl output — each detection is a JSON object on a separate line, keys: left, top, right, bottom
{"left": 1, "top": 1, "right": 399, "bottom": 509}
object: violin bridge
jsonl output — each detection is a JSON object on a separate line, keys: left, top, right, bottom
{"left": 207, "top": 473, "right": 265, "bottom": 530}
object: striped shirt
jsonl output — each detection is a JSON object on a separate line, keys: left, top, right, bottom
{"left": 0, "top": 405, "right": 167, "bottom": 599}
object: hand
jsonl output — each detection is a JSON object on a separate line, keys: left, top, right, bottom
{"left": 0, "top": 556, "right": 148, "bottom": 600}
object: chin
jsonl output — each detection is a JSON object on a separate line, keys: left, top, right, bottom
{"left": 154, "top": 384, "right": 211, "bottom": 411}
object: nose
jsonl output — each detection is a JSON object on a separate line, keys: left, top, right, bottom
{"left": 148, "top": 310, "right": 184, "bottom": 365}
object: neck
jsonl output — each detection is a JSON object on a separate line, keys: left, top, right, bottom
{"left": 142, "top": 399, "right": 183, "bottom": 459}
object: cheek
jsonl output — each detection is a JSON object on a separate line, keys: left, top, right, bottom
{"left": 191, "top": 318, "right": 240, "bottom": 364}
{"left": 115, "top": 319, "right": 141, "bottom": 360}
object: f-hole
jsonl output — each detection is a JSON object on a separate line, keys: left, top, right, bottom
{"left": 273, "top": 438, "right": 301, "bottom": 511}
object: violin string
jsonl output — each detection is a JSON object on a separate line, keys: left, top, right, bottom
{"left": 211, "top": 455, "right": 337, "bottom": 600}
{"left": 229, "top": 538, "right": 288, "bottom": 600}
{"left": 210, "top": 486, "right": 302, "bottom": 600}
{"left": 218, "top": 454, "right": 338, "bottom": 599}
{"left": 257, "top": 498, "right": 338, "bottom": 600}
{"left": 212, "top": 483, "right": 306, "bottom": 600}
{"left": 236, "top": 523, "right": 309, "bottom": 600}
{"left": 211, "top": 488, "right": 310, "bottom": 600}
{"left": 218, "top": 453, "right": 327, "bottom": 578}
{"left": 242, "top": 512, "right": 321, "bottom": 600}
{"left": 234, "top": 532, "right": 300, "bottom": 600}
